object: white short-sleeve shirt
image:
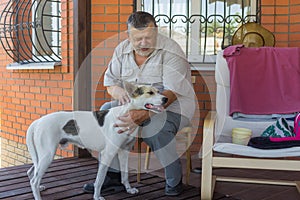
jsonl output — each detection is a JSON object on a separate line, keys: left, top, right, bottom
{"left": 104, "top": 34, "right": 195, "bottom": 120}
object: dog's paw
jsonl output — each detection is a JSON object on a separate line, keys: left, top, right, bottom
{"left": 93, "top": 194, "right": 105, "bottom": 200}
{"left": 126, "top": 187, "right": 139, "bottom": 194}
{"left": 39, "top": 185, "right": 46, "bottom": 191}
{"left": 93, "top": 195, "right": 105, "bottom": 200}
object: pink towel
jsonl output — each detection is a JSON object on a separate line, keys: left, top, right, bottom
{"left": 223, "top": 46, "right": 300, "bottom": 116}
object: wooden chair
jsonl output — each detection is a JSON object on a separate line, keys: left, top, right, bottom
{"left": 137, "top": 126, "right": 193, "bottom": 184}
{"left": 201, "top": 50, "right": 300, "bottom": 199}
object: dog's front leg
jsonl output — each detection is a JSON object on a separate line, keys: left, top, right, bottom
{"left": 118, "top": 150, "right": 139, "bottom": 195}
{"left": 94, "top": 149, "right": 117, "bottom": 200}
{"left": 93, "top": 162, "right": 108, "bottom": 200}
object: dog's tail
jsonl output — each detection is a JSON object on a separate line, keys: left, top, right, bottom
{"left": 26, "top": 120, "right": 39, "bottom": 174}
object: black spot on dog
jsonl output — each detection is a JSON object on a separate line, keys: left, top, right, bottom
{"left": 93, "top": 110, "right": 109, "bottom": 126}
{"left": 63, "top": 120, "right": 79, "bottom": 135}
{"left": 132, "top": 87, "right": 145, "bottom": 97}
{"left": 135, "top": 87, "right": 144, "bottom": 95}
{"left": 59, "top": 138, "right": 69, "bottom": 145}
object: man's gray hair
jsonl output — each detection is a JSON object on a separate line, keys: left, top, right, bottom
{"left": 127, "top": 11, "right": 158, "bottom": 30}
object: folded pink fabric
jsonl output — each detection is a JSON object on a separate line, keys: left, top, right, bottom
{"left": 223, "top": 46, "right": 300, "bottom": 116}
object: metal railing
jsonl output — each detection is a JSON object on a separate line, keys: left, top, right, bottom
{"left": 136, "top": 0, "right": 261, "bottom": 64}
{"left": 0, "top": 0, "right": 61, "bottom": 64}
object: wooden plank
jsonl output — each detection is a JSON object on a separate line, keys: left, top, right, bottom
{"left": 0, "top": 158, "right": 200, "bottom": 200}
{"left": 0, "top": 165, "right": 97, "bottom": 198}
{"left": 0, "top": 158, "right": 97, "bottom": 182}
{"left": 119, "top": 177, "right": 165, "bottom": 199}
{"left": 0, "top": 166, "right": 97, "bottom": 192}
{"left": 0, "top": 158, "right": 69, "bottom": 173}
{"left": 0, "top": 157, "right": 92, "bottom": 174}
{"left": 148, "top": 185, "right": 199, "bottom": 200}
{"left": 0, "top": 158, "right": 98, "bottom": 198}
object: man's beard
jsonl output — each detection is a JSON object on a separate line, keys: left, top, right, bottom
{"left": 134, "top": 47, "right": 154, "bottom": 57}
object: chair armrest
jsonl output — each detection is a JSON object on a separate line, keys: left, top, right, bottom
{"left": 201, "top": 111, "right": 217, "bottom": 197}
{"left": 204, "top": 111, "right": 216, "bottom": 134}
{"left": 203, "top": 111, "right": 217, "bottom": 141}
{"left": 202, "top": 111, "right": 217, "bottom": 159}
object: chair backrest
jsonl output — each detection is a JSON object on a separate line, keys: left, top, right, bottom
{"left": 214, "top": 50, "right": 276, "bottom": 143}
{"left": 215, "top": 50, "right": 230, "bottom": 117}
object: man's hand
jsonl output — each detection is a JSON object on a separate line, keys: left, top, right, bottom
{"left": 114, "top": 110, "right": 152, "bottom": 134}
{"left": 107, "top": 85, "right": 130, "bottom": 105}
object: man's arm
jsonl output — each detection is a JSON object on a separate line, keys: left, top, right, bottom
{"left": 161, "top": 90, "right": 177, "bottom": 108}
{"left": 107, "top": 85, "right": 130, "bottom": 105}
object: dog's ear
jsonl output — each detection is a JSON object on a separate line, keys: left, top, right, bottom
{"left": 123, "top": 81, "right": 139, "bottom": 97}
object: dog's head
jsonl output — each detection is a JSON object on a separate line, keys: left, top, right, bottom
{"left": 123, "top": 81, "right": 168, "bottom": 113}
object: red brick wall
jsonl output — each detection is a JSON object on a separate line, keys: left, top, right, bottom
{"left": 261, "top": 0, "right": 300, "bottom": 47}
{"left": 91, "top": 0, "right": 133, "bottom": 109}
{"left": 191, "top": 71, "right": 215, "bottom": 153}
{"left": 0, "top": 0, "right": 74, "bottom": 167}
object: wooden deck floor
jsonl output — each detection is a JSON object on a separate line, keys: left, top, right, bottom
{"left": 1, "top": 156, "right": 300, "bottom": 200}
{"left": 0, "top": 157, "right": 199, "bottom": 200}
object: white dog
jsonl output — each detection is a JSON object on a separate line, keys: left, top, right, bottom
{"left": 26, "top": 82, "right": 168, "bottom": 200}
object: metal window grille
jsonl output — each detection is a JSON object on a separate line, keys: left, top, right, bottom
{"left": 0, "top": 0, "right": 61, "bottom": 64}
{"left": 135, "top": 0, "right": 261, "bottom": 64}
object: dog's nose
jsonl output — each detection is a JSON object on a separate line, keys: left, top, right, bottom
{"left": 162, "top": 97, "right": 168, "bottom": 105}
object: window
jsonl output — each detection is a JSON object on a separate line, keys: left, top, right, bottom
{"left": 136, "top": 0, "right": 260, "bottom": 66}
{"left": 0, "top": 0, "right": 61, "bottom": 68}
{"left": 32, "top": 0, "right": 61, "bottom": 61}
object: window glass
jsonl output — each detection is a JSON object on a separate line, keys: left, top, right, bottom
{"left": 32, "top": 0, "right": 61, "bottom": 62}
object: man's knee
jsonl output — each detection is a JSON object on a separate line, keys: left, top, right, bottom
{"left": 143, "top": 130, "right": 175, "bottom": 151}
